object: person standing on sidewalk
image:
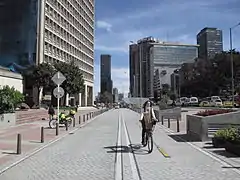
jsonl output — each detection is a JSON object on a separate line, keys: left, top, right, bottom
{"left": 48, "top": 105, "right": 55, "bottom": 120}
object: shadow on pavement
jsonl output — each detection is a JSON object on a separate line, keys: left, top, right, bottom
{"left": 222, "top": 166, "right": 240, "bottom": 169}
{"left": 29, "top": 140, "right": 42, "bottom": 144}
{"left": 205, "top": 142, "right": 213, "bottom": 145}
{"left": 211, "top": 149, "right": 237, "bottom": 158}
{"left": 203, "top": 145, "right": 216, "bottom": 149}
{"left": 104, "top": 144, "right": 149, "bottom": 155}
{"left": 168, "top": 134, "right": 202, "bottom": 142}
{"left": 2, "top": 151, "right": 17, "bottom": 155}
{"left": 104, "top": 145, "right": 131, "bottom": 153}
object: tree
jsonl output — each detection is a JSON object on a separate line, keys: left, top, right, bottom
{"left": 26, "top": 63, "right": 56, "bottom": 106}
{"left": 180, "top": 51, "right": 240, "bottom": 97}
{"left": 0, "top": 86, "right": 24, "bottom": 113}
{"left": 100, "top": 91, "right": 113, "bottom": 103}
{"left": 169, "top": 93, "right": 177, "bottom": 101}
{"left": 162, "top": 84, "right": 170, "bottom": 94}
{"left": 30, "top": 63, "right": 56, "bottom": 88}
{"left": 53, "top": 61, "right": 85, "bottom": 104}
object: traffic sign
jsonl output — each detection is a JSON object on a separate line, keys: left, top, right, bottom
{"left": 53, "top": 87, "right": 65, "bottom": 98}
{"left": 52, "top": 71, "right": 66, "bottom": 85}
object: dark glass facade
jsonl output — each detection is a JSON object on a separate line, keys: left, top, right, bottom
{"left": 100, "top": 54, "right": 112, "bottom": 94}
{"left": 197, "top": 27, "right": 223, "bottom": 59}
{"left": 0, "top": 0, "right": 38, "bottom": 72}
{"left": 152, "top": 44, "right": 198, "bottom": 65}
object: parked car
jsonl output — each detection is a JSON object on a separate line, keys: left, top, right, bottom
{"left": 189, "top": 97, "right": 199, "bottom": 106}
{"left": 180, "top": 97, "right": 188, "bottom": 106}
{"left": 199, "top": 101, "right": 210, "bottom": 107}
{"left": 210, "top": 99, "right": 223, "bottom": 107}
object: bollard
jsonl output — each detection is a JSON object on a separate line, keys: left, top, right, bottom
{"left": 161, "top": 116, "right": 164, "bottom": 125}
{"left": 16, "top": 134, "right": 21, "bottom": 155}
{"left": 83, "top": 115, "right": 85, "bottom": 122}
{"left": 41, "top": 127, "right": 44, "bottom": 143}
{"left": 73, "top": 117, "right": 76, "bottom": 127}
{"left": 66, "top": 120, "right": 69, "bottom": 131}
{"left": 167, "top": 118, "right": 170, "bottom": 128}
{"left": 177, "top": 117, "right": 180, "bottom": 132}
{"left": 79, "top": 116, "right": 81, "bottom": 124}
{"left": 56, "top": 123, "right": 59, "bottom": 136}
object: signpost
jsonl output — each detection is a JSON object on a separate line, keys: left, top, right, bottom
{"left": 52, "top": 71, "right": 66, "bottom": 135}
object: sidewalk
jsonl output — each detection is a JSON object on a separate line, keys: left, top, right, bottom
{"left": 0, "top": 108, "right": 104, "bottom": 171}
{"left": 122, "top": 109, "right": 240, "bottom": 180}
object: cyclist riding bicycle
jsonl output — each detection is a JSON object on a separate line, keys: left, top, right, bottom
{"left": 139, "top": 100, "right": 157, "bottom": 146}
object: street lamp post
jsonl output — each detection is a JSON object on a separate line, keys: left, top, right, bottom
{"left": 230, "top": 22, "right": 240, "bottom": 106}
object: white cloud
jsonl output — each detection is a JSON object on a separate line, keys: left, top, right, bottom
{"left": 94, "top": 64, "right": 129, "bottom": 97}
{"left": 96, "top": 20, "right": 112, "bottom": 32}
{"left": 95, "top": 0, "right": 240, "bottom": 53}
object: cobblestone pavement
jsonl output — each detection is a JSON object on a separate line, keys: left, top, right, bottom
{"left": 1, "top": 108, "right": 240, "bottom": 180}
{"left": 0, "top": 109, "right": 117, "bottom": 180}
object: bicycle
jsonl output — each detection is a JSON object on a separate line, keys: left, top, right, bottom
{"left": 143, "top": 122, "right": 156, "bottom": 153}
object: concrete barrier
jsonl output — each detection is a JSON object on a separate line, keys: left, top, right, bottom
{"left": 187, "top": 110, "right": 240, "bottom": 141}
{"left": 157, "top": 107, "right": 181, "bottom": 121}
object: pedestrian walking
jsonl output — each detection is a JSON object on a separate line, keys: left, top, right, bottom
{"left": 48, "top": 105, "right": 55, "bottom": 120}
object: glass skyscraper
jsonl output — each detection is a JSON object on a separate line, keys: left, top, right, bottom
{"left": 197, "top": 27, "right": 223, "bottom": 59}
{"left": 150, "top": 43, "right": 198, "bottom": 91}
{"left": 150, "top": 44, "right": 198, "bottom": 66}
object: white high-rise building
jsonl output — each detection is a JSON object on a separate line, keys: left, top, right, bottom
{"left": 38, "top": 0, "right": 95, "bottom": 106}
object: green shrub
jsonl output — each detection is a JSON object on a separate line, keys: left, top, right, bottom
{"left": 0, "top": 86, "right": 24, "bottom": 114}
{"left": 224, "top": 127, "right": 240, "bottom": 142}
{"left": 214, "top": 127, "right": 240, "bottom": 143}
{"left": 214, "top": 128, "right": 228, "bottom": 139}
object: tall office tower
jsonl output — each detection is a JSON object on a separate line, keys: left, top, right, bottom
{"left": 0, "top": 0, "right": 95, "bottom": 107}
{"left": 112, "top": 88, "right": 119, "bottom": 103}
{"left": 151, "top": 42, "right": 198, "bottom": 92}
{"left": 100, "top": 54, "right": 112, "bottom": 95}
{"left": 197, "top": 27, "right": 223, "bottom": 59}
{"left": 129, "top": 44, "right": 139, "bottom": 97}
{"left": 129, "top": 36, "right": 198, "bottom": 98}
{"left": 129, "top": 36, "right": 158, "bottom": 98}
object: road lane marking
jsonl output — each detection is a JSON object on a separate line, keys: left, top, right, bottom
{"left": 115, "top": 112, "right": 123, "bottom": 180}
{"left": 158, "top": 148, "right": 170, "bottom": 158}
{"left": 122, "top": 112, "right": 141, "bottom": 180}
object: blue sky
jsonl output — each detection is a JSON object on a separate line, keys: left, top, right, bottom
{"left": 93, "top": 0, "right": 240, "bottom": 96}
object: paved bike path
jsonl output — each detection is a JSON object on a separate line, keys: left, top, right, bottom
{"left": 123, "top": 108, "right": 240, "bottom": 180}
{"left": 1, "top": 108, "right": 240, "bottom": 179}
{"left": 0, "top": 109, "right": 118, "bottom": 180}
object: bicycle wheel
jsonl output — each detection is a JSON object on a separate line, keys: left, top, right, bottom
{"left": 147, "top": 133, "right": 153, "bottom": 153}
{"left": 49, "top": 119, "right": 57, "bottom": 129}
